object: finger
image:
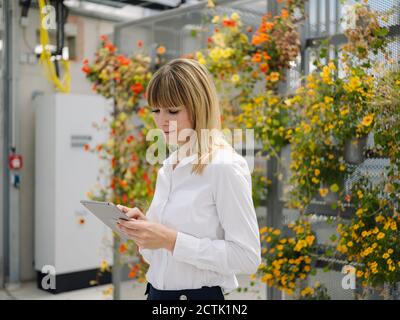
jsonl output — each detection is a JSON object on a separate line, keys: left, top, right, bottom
{"left": 116, "top": 204, "right": 129, "bottom": 213}
{"left": 118, "top": 223, "right": 142, "bottom": 235}
{"left": 125, "top": 207, "right": 145, "bottom": 220}
{"left": 118, "top": 219, "right": 144, "bottom": 231}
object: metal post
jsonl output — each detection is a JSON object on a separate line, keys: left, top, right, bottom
{"left": 0, "top": 0, "right": 6, "bottom": 289}
{"left": 5, "top": 0, "right": 21, "bottom": 289}
{"left": 113, "top": 237, "right": 121, "bottom": 300}
{"left": 2, "top": 0, "right": 21, "bottom": 289}
{"left": 264, "top": 0, "right": 283, "bottom": 301}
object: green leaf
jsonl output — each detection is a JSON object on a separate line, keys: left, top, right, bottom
{"left": 323, "top": 266, "right": 330, "bottom": 272}
{"left": 325, "top": 248, "right": 334, "bottom": 257}
{"left": 310, "top": 269, "right": 317, "bottom": 276}
{"left": 329, "top": 234, "right": 337, "bottom": 242}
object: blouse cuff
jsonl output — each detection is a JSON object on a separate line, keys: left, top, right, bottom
{"left": 172, "top": 231, "right": 200, "bottom": 263}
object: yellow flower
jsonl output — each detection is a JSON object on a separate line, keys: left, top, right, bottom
{"left": 294, "top": 240, "right": 308, "bottom": 252}
{"left": 300, "top": 287, "right": 315, "bottom": 296}
{"left": 196, "top": 51, "right": 206, "bottom": 65}
{"left": 388, "top": 248, "right": 394, "bottom": 254}
{"left": 314, "top": 169, "right": 321, "bottom": 176}
{"left": 383, "top": 253, "right": 390, "bottom": 259}
{"left": 347, "top": 241, "right": 353, "bottom": 247}
{"left": 230, "top": 12, "right": 240, "bottom": 21}
{"left": 100, "top": 259, "right": 110, "bottom": 272}
{"left": 312, "top": 177, "right": 320, "bottom": 184}
{"left": 260, "top": 226, "right": 268, "bottom": 234}
{"left": 273, "top": 229, "right": 281, "bottom": 236}
{"left": 261, "top": 273, "right": 273, "bottom": 282}
{"left": 277, "top": 245, "right": 284, "bottom": 251}
{"left": 356, "top": 208, "right": 363, "bottom": 217}
{"left": 324, "top": 96, "right": 334, "bottom": 104}
{"left": 330, "top": 183, "right": 339, "bottom": 193}
{"left": 211, "top": 15, "right": 220, "bottom": 24}
{"left": 377, "top": 232, "right": 385, "bottom": 240}
{"left": 318, "top": 188, "right": 328, "bottom": 198}
{"left": 306, "top": 235, "right": 315, "bottom": 246}
{"left": 270, "top": 72, "right": 280, "bottom": 82}
{"left": 231, "top": 74, "right": 240, "bottom": 83}
{"left": 340, "top": 107, "right": 349, "bottom": 116}
{"left": 361, "top": 114, "right": 374, "bottom": 127}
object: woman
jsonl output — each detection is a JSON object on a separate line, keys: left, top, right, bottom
{"left": 116, "top": 58, "right": 261, "bottom": 300}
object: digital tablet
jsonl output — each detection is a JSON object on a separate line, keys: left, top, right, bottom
{"left": 80, "top": 200, "right": 131, "bottom": 241}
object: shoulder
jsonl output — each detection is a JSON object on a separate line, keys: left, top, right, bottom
{"left": 207, "top": 146, "right": 251, "bottom": 178}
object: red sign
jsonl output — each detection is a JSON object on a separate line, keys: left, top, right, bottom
{"left": 9, "top": 154, "right": 23, "bottom": 170}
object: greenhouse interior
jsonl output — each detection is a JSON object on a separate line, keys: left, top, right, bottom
{"left": 0, "top": 0, "right": 400, "bottom": 302}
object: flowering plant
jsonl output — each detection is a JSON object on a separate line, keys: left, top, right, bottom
{"left": 82, "top": 36, "right": 161, "bottom": 284}
{"left": 251, "top": 6, "right": 303, "bottom": 90}
{"left": 336, "top": 177, "right": 400, "bottom": 291}
{"left": 237, "top": 90, "right": 292, "bottom": 155}
{"left": 255, "top": 219, "right": 316, "bottom": 296}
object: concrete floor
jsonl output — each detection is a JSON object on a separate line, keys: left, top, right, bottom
{"left": 0, "top": 275, "right": 266, "bottom": 300}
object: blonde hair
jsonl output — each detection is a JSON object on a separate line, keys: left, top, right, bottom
{"left": 146, "top": 58, "right": 231, "bottom": 175}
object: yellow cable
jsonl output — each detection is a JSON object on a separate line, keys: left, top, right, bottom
{"left": 38, "top": 0, "right": 70, "bottom": 93}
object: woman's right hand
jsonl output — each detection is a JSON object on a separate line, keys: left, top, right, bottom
{"left": 116, "top": 205, "right": 147, "bottom": 221}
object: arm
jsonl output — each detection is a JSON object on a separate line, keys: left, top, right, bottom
{"left": 171, "top": 159, "right": 262, "bottom": 275}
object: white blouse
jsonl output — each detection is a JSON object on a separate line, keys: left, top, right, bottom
{"left": 139, "top": 147, "right": 261, "bottom": 293}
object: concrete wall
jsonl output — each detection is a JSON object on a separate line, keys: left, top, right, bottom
{"left": 17, "top": 7, "right": 116, "bottom": 281}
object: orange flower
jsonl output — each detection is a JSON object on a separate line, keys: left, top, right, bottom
{"left": 104, "top": 42, "right": 117, "bottom": 53}
{"left": 81, "top": 65, "right": 90, "bottom": 74}
{"left": 260, "top": 63, "right": 269, "bottom": 73}
{"left": 126, "top": 135, "right": 134, "bottom": 143}
{"left": 262, "top": 52, "right": 272, "bottom": 60}
{"left": 281, "top": 9, "right": 289, "bottom": 19}
{"left": 252, "top": 33, "right": 269, "bottom": 45}
{"left": 117, "top": 54, "right": 130, "bottom": 66}
{"left": 222, "top": 19, "right": 236, "bottom": 27}
{"left": 119, "top": 243, "right": 127, "bottom": 254}
{"left": 128, "top": 265, "right": 139, "bottom": 279}
{"left": 260, "top": 22, "right": 274, "bottom": 32}
{"left": 138, "top": 107, "right": 146, "bottom": 116}
{"left": 252, "top": 53, "right": 262, "bottom": 63}
{"left": 119, "top": 179, "right": 128, "bottom": 188}
{"left": 156, "top": 46, "right": 166, "bottom": 55}
{"left": 130, "top": 83, "right": 144, "bottom": 94}
{"left": 137, "top": 40, "right": 143, "bottom": 48}
{"left": 100, "top": 34, "right": 108, "bottom": 42}
{"left": 83, "top": 144, "right": 90, "bottom": 151}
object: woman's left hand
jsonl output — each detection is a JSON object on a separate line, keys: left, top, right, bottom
{"left": 117, "top": 219, "right": 177, "bottom": 252}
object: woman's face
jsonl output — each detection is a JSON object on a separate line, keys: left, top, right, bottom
{"left": 151, "top": 106, "right": 194, "bottom": 146}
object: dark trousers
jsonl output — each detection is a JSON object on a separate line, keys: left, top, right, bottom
{"left": 145, "top": 282, "right": 225, "bottom": 300}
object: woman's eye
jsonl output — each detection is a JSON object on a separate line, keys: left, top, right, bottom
{"left": 169, "top": 110, "right": 179, "bottom": 115}
{"left": 151, "top": 109, "right": 160, "bottom": 113}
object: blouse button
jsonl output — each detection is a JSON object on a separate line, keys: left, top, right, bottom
{"left": 179, "top": 294, "right": 188, "bottom": 300}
